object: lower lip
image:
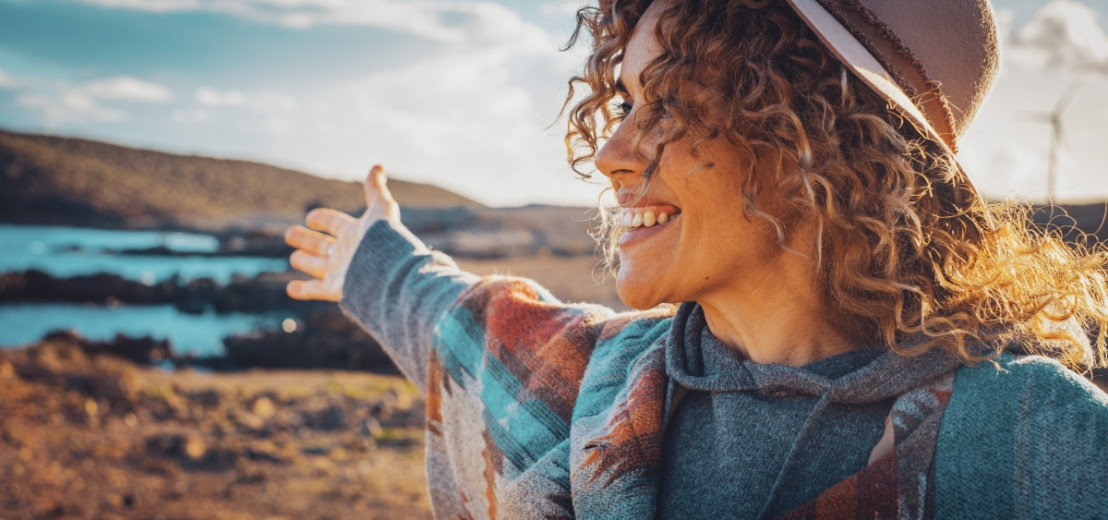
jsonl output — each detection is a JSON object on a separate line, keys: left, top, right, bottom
{"left": 618, "top": 214, "right": 679, "bottom": 248}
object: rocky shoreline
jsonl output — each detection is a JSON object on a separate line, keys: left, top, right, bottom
{"left": 0, "top": 270, "right": 400, "bottom": 374}
{"left": 0, "top": 269, "right": 316, "bottom": 314}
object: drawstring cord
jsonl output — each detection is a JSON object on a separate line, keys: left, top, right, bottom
{"left": 755, "top": 392, "right": 832, "bottom": 520}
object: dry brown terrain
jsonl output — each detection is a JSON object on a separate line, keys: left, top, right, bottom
{"left": 0, "top": 337, "right": 430, "bottom": 520}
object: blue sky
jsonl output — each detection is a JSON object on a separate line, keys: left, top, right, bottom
{"left": 0, "top": 0, "right": 1106, "bottom": 207}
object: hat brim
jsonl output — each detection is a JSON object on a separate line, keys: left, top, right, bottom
{"left": 785, "top": 0, "right": 967, "bottom": 172}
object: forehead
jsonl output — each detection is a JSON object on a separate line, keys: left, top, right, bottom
{"left": 621, "top": 1, "right": 666, "bottom": 92}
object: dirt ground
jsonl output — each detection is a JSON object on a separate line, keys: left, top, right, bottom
{"left": 0, "top": 337, "right": 430, "bottom": 520}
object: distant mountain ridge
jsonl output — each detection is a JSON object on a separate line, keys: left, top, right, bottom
{"left": 0, "top": 129, "right": 481, "bottom": 231}
{"left": 2, "top": 128, "right": 1105, "bottom": 248}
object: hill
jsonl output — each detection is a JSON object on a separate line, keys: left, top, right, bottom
{"left": 0, "top": 130, "right": 481, "bottom": 231}
{"left": 2, "top": 128, "right": 1102, "bottom": 251}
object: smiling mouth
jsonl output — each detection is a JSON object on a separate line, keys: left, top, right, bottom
{"left": 620, "top": 205, "right": 681, "bottom": 230}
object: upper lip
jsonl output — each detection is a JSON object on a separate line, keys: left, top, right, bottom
{"left": 616, "top": 190, "right": 679, "bottom": 209}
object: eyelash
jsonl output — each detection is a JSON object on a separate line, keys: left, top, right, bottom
{"left": 611, "top": 100, "right": 633, "bottom": 120}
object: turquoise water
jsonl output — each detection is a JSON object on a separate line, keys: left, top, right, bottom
{"left": 0, "top": 225, "right": 295, "bottom": 355}
{"left": 0, "top": 304, "right": 289, "bottom": 356}
{"left": 0, "top": 224, "right": 288, "bottom": 284}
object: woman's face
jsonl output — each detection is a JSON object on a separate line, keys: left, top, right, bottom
{"left": 596, "top": 1, "right": 794, "bottom": 310}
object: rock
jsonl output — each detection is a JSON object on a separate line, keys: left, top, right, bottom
{"left": 0, "top": 270, "right": 319, "bottom": 316}
{"left": 84, "top": 398, "right": 99, "bottom": 417}
{"left": 251, "top": 396, "right": 276, "bottom": 419}
{"left": 0, "top": 360, "right": 15, "bottom": 379}
{"left": 184, "top": 437, "right": 208, "bottom": 460}
{"left": 231, "top": 409, "right": 266, "bottom": 432}
{"left": 145, "top": 433, "right": 206, "bottom": 461}
{"left": 360, "top": 418, "right": 383, "bottom": 438}
{"left": 188, "top": 389, "right": 223, "bottom": 408}
{"left": 6, "top": 336, "right": 140, "bottom": 406}
{"left": 301, "top": 401, "right": 347, "bottom": 431}
{"left": 0, "top": 270, "right": 178, "bottom": 305}
{"left": 80, "top": 333, "right": 172, "bottom": 365}
{"left": 214, "top": 308, "right": 397, "bottom": 373}
{"left": 216, "top": 231, "right": 292, "bottom": 258}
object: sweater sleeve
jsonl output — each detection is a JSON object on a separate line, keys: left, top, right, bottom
{"left": 338, "top": 218, "right": 667, "bottom": 518}
{"left": 934, "top": 353, "right": 1108, "bottom": 518}
{"left": 339, "top": 219, "right": 480, "bottom": 390}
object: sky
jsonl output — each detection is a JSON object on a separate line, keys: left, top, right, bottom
{"left": 0, "top": 0, "right": 1106, "bottom": 207}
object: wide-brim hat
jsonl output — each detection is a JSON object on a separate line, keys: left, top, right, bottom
{"left": 784, "top": 0, "right": 1000, "bottom": 165}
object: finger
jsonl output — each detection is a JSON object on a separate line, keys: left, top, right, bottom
{"left": 306, "top": 208, "right": 355, "bottom": 236}
{"left": 287, "top": 279, "right": 339, "bottom": 302}
{"left": 365, "top": 165, "right": 397, "bottom": 207}
{"left": 285, "top": 225, "right": 335, "bottom": 257}
{"left": 290, "top": 250, "right": 328, "bottom": 278}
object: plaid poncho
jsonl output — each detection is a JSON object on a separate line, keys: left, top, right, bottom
{"left": 340, "top": 220, "right": 1108, "bottom": 519}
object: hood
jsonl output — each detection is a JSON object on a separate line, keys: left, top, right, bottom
{"left": 664, "top": 302, "right": 963, "bottom": 404}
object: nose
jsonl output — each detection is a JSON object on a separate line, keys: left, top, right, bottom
{"left": 595, "top": 121, "right": 646, "bottom": 191}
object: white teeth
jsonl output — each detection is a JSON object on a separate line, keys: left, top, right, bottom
{"left": 620, "top": 208, "right": 675, "bottom": 229}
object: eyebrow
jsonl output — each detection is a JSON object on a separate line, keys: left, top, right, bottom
{"left": 614, "top": 78, "right": 629, "bottom": 96}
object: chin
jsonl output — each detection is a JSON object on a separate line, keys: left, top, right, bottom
{"left": 615, "top": 266, "right": 666, "bottom": 310}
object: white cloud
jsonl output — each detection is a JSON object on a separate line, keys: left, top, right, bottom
{"left": 74, "top": 0, "right": 557, "bottom": 51}
{"left": 79, "top": 0, "right": 199, "bottom": 11}
{"left": 196, "top": 87, "right": 245, "bottom": 107}
{"left": 275, "top": 41, "right": 596, "bottom": 205}
{"left": 14, "top": 75, "right": 172, "bottom": 125}
{"left": 0, "top": 68, "right": 17, "bottom": 89}
{"left": 17, "top": 91, "right": 126, "bottom": 125}
{"left": 193, "top": 87, "right": 297, "bottom": 115}
{"left": 170, "top": 107, "right": 210, "bottom": 123}
{"left": 82, "top": 76, "right": 173, "bottom": 102}
{"left": 1004, "top": 0, "right": 1108, "bottom": 75}
{"left": 539, "top": 1, "right": 583, "bottom": 19}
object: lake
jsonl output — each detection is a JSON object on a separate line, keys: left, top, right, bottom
{"left": 0, "top": 225, "right": 292, "bottom": 355}
{"left": 0, "top": 304, "right": 288, "bottom": 357}
{"left": 0, "top": 224, "right": 288, "bottom": 284}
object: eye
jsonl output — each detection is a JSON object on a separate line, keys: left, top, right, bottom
{"left": 611, "top": 100, "right": 633, "bottom": 121}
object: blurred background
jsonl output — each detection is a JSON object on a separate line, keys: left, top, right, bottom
{"left": 0, "top": 0, "right": 1105, "bottom": 518}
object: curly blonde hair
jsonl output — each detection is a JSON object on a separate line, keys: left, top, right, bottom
{"left": 562, "top": 0, "right": 1108, "bottom": 371}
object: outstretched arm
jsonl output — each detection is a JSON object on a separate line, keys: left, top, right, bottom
{"left": 284, "top": 165, "right": 478, "bottom": 388}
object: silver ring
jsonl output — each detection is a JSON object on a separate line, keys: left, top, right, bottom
{"left": 326, "top": 243, "right": 337, "bottom": 257}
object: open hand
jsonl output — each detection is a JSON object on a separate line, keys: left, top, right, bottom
{"left": 284, "top": 165, "right": 400, "bottom": 302}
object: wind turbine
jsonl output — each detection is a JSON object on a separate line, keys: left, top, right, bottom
{"left": 1025, "top": 84, "right": 1079, "bottom": 203}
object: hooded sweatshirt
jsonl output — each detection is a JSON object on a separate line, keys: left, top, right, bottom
{"left": 655, "top": 302, "right": 976, "bottom": 518}
{"left": 340, "top": 219, "right": 1108, "bottom": 519}
{"left": 659, "top": 305, "right": 876, "bottom": 517}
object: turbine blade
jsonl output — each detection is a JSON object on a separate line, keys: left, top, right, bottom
{"left": 1019, "top": 112, "right": 1053, "bottom": 124}
{"left": 1054, "top": 83, "right": 1080, "bottom": 115}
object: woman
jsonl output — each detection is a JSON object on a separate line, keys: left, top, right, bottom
{"left": 285, "top": 0, "right": 1108, "bottom": 518}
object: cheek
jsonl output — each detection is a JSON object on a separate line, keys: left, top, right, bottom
{"left": 688, "top": 209, "right": 783, "bottom": 271}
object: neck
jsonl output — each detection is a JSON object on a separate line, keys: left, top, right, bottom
{"left": 697, "top": 257, "right": 861, "bottom": 367}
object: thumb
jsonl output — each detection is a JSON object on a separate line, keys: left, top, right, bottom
{"left": 364, "top": 164, "right": 395, "bottom": 208}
